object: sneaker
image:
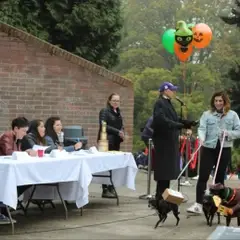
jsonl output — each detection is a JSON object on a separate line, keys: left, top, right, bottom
{"left": 0, "top": 214, "right": 16, "bottom": 224}
{"left": 187, "top": 203, "right": 203, "bottom": 214}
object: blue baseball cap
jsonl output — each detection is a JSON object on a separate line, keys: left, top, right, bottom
{"left": 158, "top": 82, "right": 178, "bottom": 92}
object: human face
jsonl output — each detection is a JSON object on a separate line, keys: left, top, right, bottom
{"left": 38, "top": 121, "right": 45, "bottom": 137}
{"left": 14, "top": 126, "right": 28, "bottom": 140}
{"left": 53, "top": 120, "right": 62, "bottom": 134}
{"left": 165, "top": 89, "right": 176, "bottom": 99}
{"left": 214, "top": 96, "right": 224, "bottom": 111}
{"left": 109, "top": 94, "right": 120, "bottom": 109}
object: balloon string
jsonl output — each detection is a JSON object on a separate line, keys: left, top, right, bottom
{"left": 182, "top": 62, "right": 187, "bottom": 119}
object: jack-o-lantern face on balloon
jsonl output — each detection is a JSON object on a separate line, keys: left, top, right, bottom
{"left": 193, "top": 32, "right": 203, "bottom": 43}
{"left": 192, "top": 23, "right": 212, "bottom": 49}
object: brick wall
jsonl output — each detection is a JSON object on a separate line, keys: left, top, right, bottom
{"left": 0, "top": 30, "right": 134, "bottom": 152}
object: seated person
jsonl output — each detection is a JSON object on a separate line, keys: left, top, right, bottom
{"left": 0, "top": 117, "right": 36, "bottom": 223}
{"left": 45, "top": 116, "right": 82, "bottom": 152}
{"left": 0, "top": 117, "right": 35, "bottom": 156}
{"left": 21, "top": 119, "right": 55, "bottom": 154}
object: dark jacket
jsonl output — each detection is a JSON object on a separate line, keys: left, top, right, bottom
{"left": 152, "top": 96, "right": 186, "bottom": 181}
{"left": 141, "top": 116, "right": 153, "bottom": 141}
{"left": 98, "top": 106, "right": 124, "bottom": 148}
{"left": 21, "top": 133, "right": 54, "bottom": 154}
{"left": 0, "top": 131, "right": 21, "bottom": 155}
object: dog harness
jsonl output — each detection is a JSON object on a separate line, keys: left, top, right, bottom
{"left": 225, "top": 188, "right": 236, "bottom": 205}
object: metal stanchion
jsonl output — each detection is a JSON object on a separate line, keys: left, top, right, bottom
{"left": 181, "top": 136, "right": 192, "bottom": 186}
{"left": 139, "top": 138, "right": 153, "bottom": 200}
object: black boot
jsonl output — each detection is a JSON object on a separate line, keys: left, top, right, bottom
{"left": 102, "top": 185, "right": 116, "bottom": 198}
{"left": 108, "top": 185, "right": 117, "bottom": 198}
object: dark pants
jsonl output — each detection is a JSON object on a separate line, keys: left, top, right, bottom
{"left": 102, "top": 142, "right": 120, "bottom": 191}
{"left": 155, "top": 180, "right": 170, "bottom": 200}
{"left": 196, "top": 141, "right": 231, "bottom": 204}
{"left": 1, "top": 185, "right": 31, "bottom": 216}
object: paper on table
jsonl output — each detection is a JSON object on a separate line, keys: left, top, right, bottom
{"left": 88, "top": 146, "right": 99, "bottom": 154}
{"left": 32, "top": 145, "right": 50, "bottom": 151}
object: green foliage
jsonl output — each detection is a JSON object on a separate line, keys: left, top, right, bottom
{"left": 0, "top": 0, "right": 123, "bottom": 68}
{"left": 116, "top": 0, "right": 240, "bottom": 151}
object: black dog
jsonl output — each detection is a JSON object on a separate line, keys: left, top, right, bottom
{"left": 202, "top": 193, "right": 221, "bottom": 226}
{"left": 209, "top": 183, "right": 240, "bottom": 227}
{"left": 148, "top": 197, "right": 180, "bottom": 228}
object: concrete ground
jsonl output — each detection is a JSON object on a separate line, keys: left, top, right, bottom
{"left": 0, "top": 170, "right": 239, "bottom": 239}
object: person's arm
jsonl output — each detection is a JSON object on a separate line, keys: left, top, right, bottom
{"left": 21, "top": 135, "right": 35, "bottom": 151}
{"left": 198, "top": 112, "right": 207, "bottom": 143}
{"left": 99, "top": 108, "right": 120, "bottom": 136}
{"left": 153, "top": 100, "right": 184, "bottom": 130}
{"left": 44, "top": 136, "right": 58, "bottom": 154}
{"left": 64, "top": 145, "right": 75, "bottom": 152}
{"left": 146, "top": 117, "right": 154, "bottom": 135}
{"left": 226, "top": 112, "right": 240, "bottom": 140}
{"left": 0, "top": 134, "right": 15, "bottom": 155}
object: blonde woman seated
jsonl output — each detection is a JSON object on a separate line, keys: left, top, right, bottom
{"left": 45, "top": 117, "right": 82, "bottom": 152}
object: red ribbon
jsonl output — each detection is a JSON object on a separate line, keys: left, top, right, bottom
{"left": 180, "top": 136, "right": 199, "bottom": 170}
{"left": 180, "top": 137, "right": 186, "bottom": 155}
{"left": 190, "top": 138, "right": 199, "bottom": 170}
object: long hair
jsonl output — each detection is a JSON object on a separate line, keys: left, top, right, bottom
{"left": 45, "top": 116, "right": 61, "bottom": 144}
{"left": 106, "top": 93, "right": 119, "bottom": 108}
{"left": 210, "top": 91, "right": 231, "bottom": 115}
{"left": 27, "top": 119, "right": 46, "bottom": 145}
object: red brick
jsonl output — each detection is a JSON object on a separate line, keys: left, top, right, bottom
{"left": 0, "top": 27, "right": 134, "bottom": 151}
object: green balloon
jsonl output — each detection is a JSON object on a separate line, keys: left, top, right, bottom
{"left": 162, "top": 29, "right": 176, "bottom": 54}
{"left": 187, "top": 23, "right": 195, "bottom": 30}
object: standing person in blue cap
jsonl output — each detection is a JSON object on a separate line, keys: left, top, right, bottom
{"left": 151, "top": 82, "right": 198, "bottom": 200}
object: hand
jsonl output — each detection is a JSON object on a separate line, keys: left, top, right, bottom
{"left": 26, "top": 149, "right": 37, "bottom": 157}
{"left": 221, "top": 130, "right": 228, "bottom": 138}
{"left": 74, "top": 141, "right": 82, "bottom": 150}
{"left": 200, "top": 139, "right": 204, "bottom": 145}
{"left": 119, "top": 131, "right": 124, "bottom": 139}
{"left": 58, "top": 146, "right": 63, "bottom": 151}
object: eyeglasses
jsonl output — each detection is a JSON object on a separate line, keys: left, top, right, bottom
{"left": 111, "top": 100, "right": 120, "bottom": 103}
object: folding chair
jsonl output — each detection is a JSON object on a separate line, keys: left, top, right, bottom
{"left": 25, "top": 183, "right": 68, "bottom": 219}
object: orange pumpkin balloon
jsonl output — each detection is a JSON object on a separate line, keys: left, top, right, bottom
{"left": 192, "top": 23, "right": 212, "bottom": 49}
{"left": 174, "top": 42, "right": 193, "bottom": 62}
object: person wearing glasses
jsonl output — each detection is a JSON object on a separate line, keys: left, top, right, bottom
{"left": 97, "top": 93, "right": 124, "bottom": 198}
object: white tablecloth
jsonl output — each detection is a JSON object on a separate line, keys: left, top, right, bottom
{"left": 0, "top": 152, "right": 138, "bottom": 210}
{"left": 28, "top": 152, "right": 138, "bottom": 200}
{"left": 86, "top": 152, "right": 138, "bottom": 189}
{"left": 0, "top": 156, "right": 92, "bottom": 210}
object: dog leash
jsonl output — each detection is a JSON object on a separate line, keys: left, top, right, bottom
{"left": 171, "top": 137, "right": 220, "bottom": 190}
{"left": 212, "top": 131, "right": 226, "bottom": 185}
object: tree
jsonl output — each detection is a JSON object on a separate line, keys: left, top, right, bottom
{"left": 0, "top": 0, "right": 123, "bottom": 68}
{"left": 116, "top": 0, "right": 239, "bottom": 150}
{"left": 220, "top": 0, "right": 240, "bottom": 26}
{"left": 220, "top": 0, "right": 240, "bottom": 114}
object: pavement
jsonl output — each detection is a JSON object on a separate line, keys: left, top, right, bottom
{"left": 0, "top": 170, "right": 240, "bottom": 239}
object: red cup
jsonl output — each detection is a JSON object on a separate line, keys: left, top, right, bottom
{"left": 37, "top": 149, "right": 44, "bottom": 158}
